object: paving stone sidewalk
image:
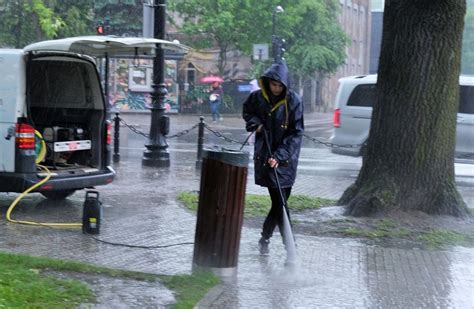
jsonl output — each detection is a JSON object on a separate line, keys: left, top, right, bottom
{"left": 0, "top": 112, "right": 472, "bottom": 308}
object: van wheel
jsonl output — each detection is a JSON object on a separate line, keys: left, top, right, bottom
{"left": 41, "top": 190, "right": 76, "bottom": 200}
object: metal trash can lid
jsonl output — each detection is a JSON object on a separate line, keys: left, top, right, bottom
{"left": 203, "top": 147, "right": 249, "bottom": 167}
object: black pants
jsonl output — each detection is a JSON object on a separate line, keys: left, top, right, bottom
{"left": 261, "top": 187, "right": 292, "bottom": 240}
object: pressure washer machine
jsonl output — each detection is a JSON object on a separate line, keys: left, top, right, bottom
{"left": 82, "top": 190, "right": 102, "bottom": 234}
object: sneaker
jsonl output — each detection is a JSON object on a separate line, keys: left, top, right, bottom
{"left": 258, "top": 237, "right": 270, "bottom": 255}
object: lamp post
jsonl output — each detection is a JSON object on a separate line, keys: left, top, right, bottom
{"left": 142, "top": 0, "right": 170, "bottom": 167}
{"left": 271, "top": 5, "right": 284, "bottom": 63}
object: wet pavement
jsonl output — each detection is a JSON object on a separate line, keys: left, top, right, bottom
{"left": 0, "top": 112, "right": 473, "bottom": 308}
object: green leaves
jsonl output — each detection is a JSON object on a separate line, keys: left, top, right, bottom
{"left": 0, "top": 1, "right": 95, "bottom": 48}
{"left": 28, "top": 0, "right": 65, "bottom": 38}
{"left": 169, "top": 0, "right": 348, "bottom": 78}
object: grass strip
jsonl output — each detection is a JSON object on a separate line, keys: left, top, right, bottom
{"left": 177, "top": 191, "right": 336, "bottom": 218}
{"left": 0, "top": 251, "right": 218, "bottom": 308}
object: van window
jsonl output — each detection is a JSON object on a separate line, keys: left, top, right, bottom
{"left": 28, "top": 61, "right": 90, "bottom": 108}
{"left": 348, "top": 83, "right": 473, "bottom": 114}
{"left": 347, "top": 84, "right": 376, "bottom": 107}
{"left": 459, "top": 85, "right": 474, "bottom": 114}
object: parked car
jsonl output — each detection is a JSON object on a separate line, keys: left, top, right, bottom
{"left": 0, "top": 36, "right": 187, "bottom": 199}
{"left": 330, "top": 74, "right": 474, "bottom": 158}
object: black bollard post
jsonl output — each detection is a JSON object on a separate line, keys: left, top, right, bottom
{"left": 113, "top": 112, "right": 120, "bottom": 163}
{"left": 196, "top": 116, "right": 205, "bottom": 169}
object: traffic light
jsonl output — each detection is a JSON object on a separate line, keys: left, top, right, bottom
{"left": 96, "top": 23, "right": 105, "bottom": 35}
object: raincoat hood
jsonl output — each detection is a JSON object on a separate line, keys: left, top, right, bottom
{"left": 259, "top": 62, "right": 290, "bottom": 100}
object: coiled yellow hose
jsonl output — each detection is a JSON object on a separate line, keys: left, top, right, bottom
{"left": 6, "top": 131, "right": 82, "bottom": 228}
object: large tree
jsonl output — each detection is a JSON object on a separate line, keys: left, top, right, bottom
{"left": 340, "top": 1, "right": 470, "bottom": 217}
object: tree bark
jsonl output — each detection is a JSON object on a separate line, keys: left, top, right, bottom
{"left": 340, "top": 1, "right": 470, "bottom": 217}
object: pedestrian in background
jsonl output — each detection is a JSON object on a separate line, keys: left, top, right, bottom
{"left": 242, "top": 61, "right": 304, "bottom": 255}
{"left": 209, "top": 81, "right": 223, "bottom": 122}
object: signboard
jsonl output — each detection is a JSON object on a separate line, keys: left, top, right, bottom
{"left": 253, "top": 44, "right": 269, "bottom": 60}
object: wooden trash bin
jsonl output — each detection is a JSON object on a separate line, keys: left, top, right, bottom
{"left": 193, "top": 148, "right": 249, "bottom": 276}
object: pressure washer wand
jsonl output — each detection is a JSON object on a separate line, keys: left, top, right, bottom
{"left": 261, "top": 127, "right": 286, "bottom": 208}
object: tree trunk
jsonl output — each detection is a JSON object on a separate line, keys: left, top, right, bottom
{"left": 340, "top": 1, "right": 470, "bottom": 217}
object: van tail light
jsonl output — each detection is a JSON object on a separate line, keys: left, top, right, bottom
{"left": 106, "top": 121, "right": 112, "bottom": 145}
{"left": 333, "top": 108, "right": 341, "bottom": 128}
{"left": 16, "top": 123, "right": 36, "bottom": 149}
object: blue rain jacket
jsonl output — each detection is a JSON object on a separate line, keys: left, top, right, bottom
{"left": 242, "top": 62, "right": 304, "bottom": 188}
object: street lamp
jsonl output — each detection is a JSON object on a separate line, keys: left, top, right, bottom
{"left": 272, "top": 5, "right": 284, "bottom": 63}
{"left": 142, "top": 0, "right": 170, "bottom": 167}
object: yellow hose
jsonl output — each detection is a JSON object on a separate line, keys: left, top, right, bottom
{"left": 6, "top": 164, "right": 82, "bottom": 228}
{"left": 34, "top": 130, "right": 46, "bottom": 164}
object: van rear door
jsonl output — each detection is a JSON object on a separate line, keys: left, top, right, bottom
{"left": 23, "top": 36, "right": 189, "bottom": 57}
{"left": 0, "top": 51, "right": 25, "bottom": 172}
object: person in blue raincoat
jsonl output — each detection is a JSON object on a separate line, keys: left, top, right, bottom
{"left": 242, "top": 61, "right": 304, "bottom": 255}
{"left": 209, "top": 81, "right": 223, "bottom": 122}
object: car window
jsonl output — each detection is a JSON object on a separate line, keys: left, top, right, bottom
{"left": 347, "top": 84, "right": 376, "bottom": 107}
{"left": 347, "top": 83, "right": 473, "bottom": 114}
{"left": 459, "top": 85, "right": 474, "bottom": 114}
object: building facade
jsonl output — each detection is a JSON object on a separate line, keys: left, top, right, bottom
{"left": 318, "top": 0, "right": 371, "bottom": 112}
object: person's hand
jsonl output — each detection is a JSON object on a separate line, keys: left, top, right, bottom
{"left": 256, "top": 124, "right": 264, "bottom": 133}
{"left": 268, "top": 157, "right": 279, "bottom": 168}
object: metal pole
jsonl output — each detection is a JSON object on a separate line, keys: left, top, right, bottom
{"left": 104, "top": 54, "right": 109, "bottom": 103}
{"left": 142, "top": 0, "right": 170, "bottom": 167}
{"left": 272, "top": 10, "right": 277, "bottom": 62}
{"left": 113, "top": 112, "right": 120, "bottom": 163}
{"left": 271, "top": 6, "right": 284, "bottom": 63}
{"left": 196, "top": 116, "right": 205, "bottom": 169}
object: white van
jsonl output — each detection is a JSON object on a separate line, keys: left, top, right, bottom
{"left": 0, "top": 36, "right": 187, "bottom": 199}
{"left": 330, "top": 74, "right": 474, "bottom": 158}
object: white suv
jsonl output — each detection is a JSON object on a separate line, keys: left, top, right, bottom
{"left": 330, "top": 74, "right": 474, "bottom": 158}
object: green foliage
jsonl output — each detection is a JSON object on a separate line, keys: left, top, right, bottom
{"left": 0, "top": 1, "right": 95, "bottom": 48}
{"left": 0, "top": 252, "right": 95, "bottom": 307}
{"left": 281, "top": 0, "right": 348, "bottom": 76}
{"left": 417, "top": 230, "right": 467, "bottom": 249}
{"left": 159, "top": 271, "right": 219, "bottom": 309}
{"left": 0, "top": 251, "right": 219, "bottom": 308}
{"left": 341, "top": 219, "right": 410, "bottom": 239}
{"left": 339, "top": 222, "right": 473, "bottom": 250}
{"left": 169, "top": 0, "right": 250, "bottom": 75}
{"left": 176, "top": 191, "right": 336, "bottom": 218}
{"left": 170, "top": 0, "right": 348, "bottom": 78}
{"left": 94, "top": 2, "right": 142, "bottom": 36}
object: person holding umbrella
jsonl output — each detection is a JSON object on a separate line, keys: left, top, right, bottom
{"left": 242, "top": 61, "right": 304, "bottom": 255}
{"left": 200, "top": 75, "right": 225, "bottom": 122}
{"left": 208, "top": 81, "right": 223, "bottom": 122}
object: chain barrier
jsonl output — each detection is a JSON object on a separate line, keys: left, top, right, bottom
{"left": 117, "top": 115, "right": 363, "bottom": 149}
{"left": 118, "top": 118, "right": 149, "bottom": 138}
{"left": 168, "top": 123, "right": 199, "bottom": 138}
{"left": 203, "top": 124, "right": 252, "bottom": 146}
{"left": 118, "top": 117, "right": 199, "bottom": 139}
{"left": 302, "top": 133, "right": 365, "bottom": 149}
{"left": 203, "top": 124, "right": 363, "bottom": 149}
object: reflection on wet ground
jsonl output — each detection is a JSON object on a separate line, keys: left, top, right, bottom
{"left": 0, "top": 113, "right": 473, "bottom": 307}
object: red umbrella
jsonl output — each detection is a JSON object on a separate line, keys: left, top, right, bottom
{"left": 199, "top": 75, "right": 224, "bottom": 83}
